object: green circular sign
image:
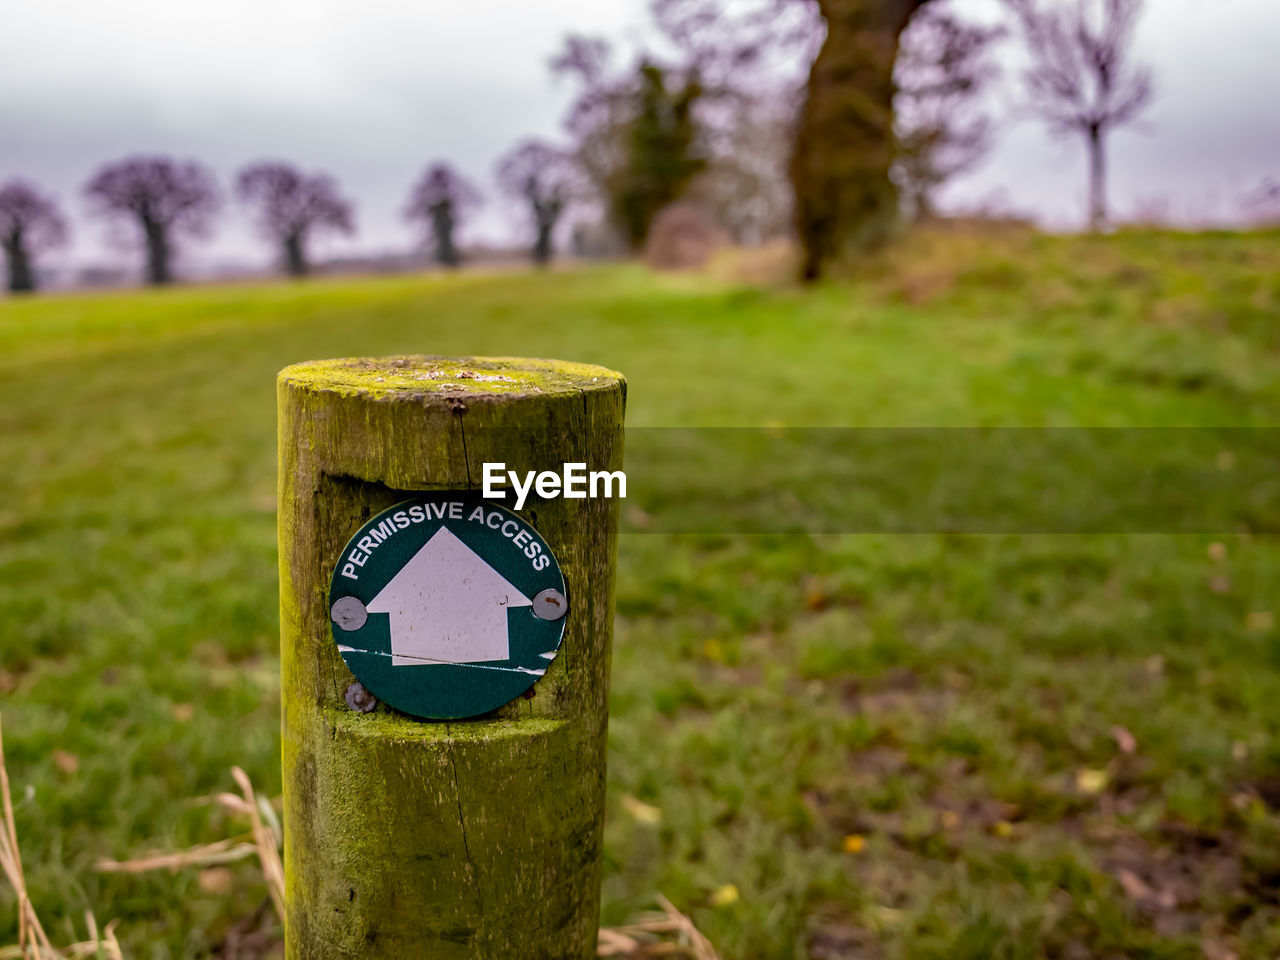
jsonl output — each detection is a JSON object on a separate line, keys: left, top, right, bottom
{"left": 328, "top": 493, "right": 568, "bottom": 720}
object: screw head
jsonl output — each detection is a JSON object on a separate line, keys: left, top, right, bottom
{"left": 531, "top": 588, "right": 569, "bottom": 621}
{"left": 331, "top": 596, "right": 368, "bottom": 632}
{"left": 344, "top": 681, "right": 378, "bottom": 714}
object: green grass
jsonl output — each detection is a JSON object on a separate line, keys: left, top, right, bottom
{"left": 2, "top": 228, "right": 1280, "bottom": 958}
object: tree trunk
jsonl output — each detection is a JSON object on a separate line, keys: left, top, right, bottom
{"left": 144, "top": 220, "right": 171, "bottom": 286}
{"left": 911, "top": 182, "right": 936, "bottom": 224}
{"left": 433, "top": 209, "right": 459, "bottom": 268}
{"left": 533, "top": 219, "right": 554, "bottom": 267}
{"left": 284, "top": 231, "right": 309, "bottom": 278}
{"left": 1087, "top": 124, "right": 1107, "bottom": 232}
{"left": 277, "top": 355, "right": 625, "bottom": 958}
{"left": 791, "top": 0, "right": 929, "bottom": 281}
{"left": 4, "top": 230, "right": 35, "bottom": 293}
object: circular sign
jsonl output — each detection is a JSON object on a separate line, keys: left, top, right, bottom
{"left": 328, "top": 493, "right": 568, "bottom": 720}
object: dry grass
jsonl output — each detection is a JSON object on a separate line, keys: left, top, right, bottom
{"left": 703, "top": 240, "right": 798, "bottom": 287}
{"left": 94, "top": 766, "right": 284, "bottom": 927}
{"left": 597, "top": 895, "right": 721, "bottom": 959}
{"left": 4, "top": 713, "right": 715, "bottom": 958}
{"left": 0, "top": 717, "right": 123, "bottom": 960}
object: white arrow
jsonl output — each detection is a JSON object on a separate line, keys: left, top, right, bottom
{"left": 366, "top": 526, "right": 531, "bottom": 666}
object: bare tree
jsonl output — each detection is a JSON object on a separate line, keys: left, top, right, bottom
{"left": 689, "top": 91, "right": 795, "bottom": 244}
{"left": 1241, "top": 177, "right": 1280, "bottom": 228}
{"left": 237, "top": 162, "right": 354, "bottom": 277}
{"left": 0, "top": 181, "right": 67, "bottom": 294}
{"left": 893, "top": 4, "right": 1003, "bottom": 222}
{"left": 650, "top": 0, "right": 817, "bottom": 245}
{"left": 496, "top": 140, "right": 575, "bottom": 267}
{"left": 550, "top": 35, "right": 653, "bottom": 250}
{"left": 562, "top": 0, "right": 946, "bottom": 275}
{"left": 650, "top": 0, "right": 820, "bottom": 93}
{"left": 614, "top": 61, "right": 707, "bottom": 251}
{"left": 551, "top": 38, "right": 711, "bottom": 253}
{"left": 1005, "top": 0, "right": 1153, "bottom": 231}
{"left": 85, "top": 156, "right": 219, "bottom": 286}
{"left": 404, "top": 163, "right": 482, "bottom": 268}
{"left": 652, "top": 0, "right": 1005, "bottom": 271}
{"left": 551, "top": 34, "right": 629, "bottom": 213}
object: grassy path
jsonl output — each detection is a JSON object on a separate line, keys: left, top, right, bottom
{"left": 2, "top": 232, "right": 1279, "bottom": 957}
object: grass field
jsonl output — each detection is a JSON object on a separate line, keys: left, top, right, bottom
{"left": 2, "top": 228, "right": 1280, "bottom": 959}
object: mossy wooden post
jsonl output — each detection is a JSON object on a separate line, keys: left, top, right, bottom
{"left": 277, "top": 356, "right": 626, "bottom": 959}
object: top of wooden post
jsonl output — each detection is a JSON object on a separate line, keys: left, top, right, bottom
{"left": 279, "top": 355, "right": 625, "bottom": 406}
{"left": 276, "top": 353, "right": 626, "bottom": 513}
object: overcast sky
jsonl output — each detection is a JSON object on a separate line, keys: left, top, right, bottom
{"left": 2, "top": 0, "right": 1277, "bottom": 274}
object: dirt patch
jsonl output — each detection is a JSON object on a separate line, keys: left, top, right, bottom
{"left": 840, "top": 669, "right": 957, "bottom": 719}
{"left": 1246, "top": 774, "right": 1280, "bottom": 810}
{"left": 1100, "top": 826, "right": 1243, "bottom": 937}
{"left": 807, "top": 919, "right": 887, "bottom": 960}
{"left": 213, "top": 897, "right": 281, "bottom": 959}
{"left": 811, "top": 747, "right": 1280, "bottom": 951}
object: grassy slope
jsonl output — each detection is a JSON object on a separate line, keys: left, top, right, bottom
{"left": 1, "top": 229, "right": 1279, "bottom": 958}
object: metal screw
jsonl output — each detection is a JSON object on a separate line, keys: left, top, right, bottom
{"left": 331, "top": 596, "right": 368, "bottom": 632}
{"left": 531, "top": 588, "right": 569, "bottom": 621}
{"left": 345, "top": 682, "right": 378, "bottom": 714}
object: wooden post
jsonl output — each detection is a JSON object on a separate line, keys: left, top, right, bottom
{"left": 277, "top": 356, "right": 626, "bottom": 959}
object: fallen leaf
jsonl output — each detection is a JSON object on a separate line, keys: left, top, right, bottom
{"left": 1246, "top": 611, "right": 1274, "bottom": 632}
{"left": 1116, "top": 868, "right": 1176, "bottom": 910}
{"left": 1076, "top": 768, "right": 1109, "bottom": 795}
{"left": 938, "top": 810, "right": 960, "bottom": 831}
{"left": 625, "top": 506, "right": 652, "bottom": 530}
{"left": 1111, "top": 725, "right": 1137, "bottom": 755}
{"left": 710, "top": 883, "right": 739, "bottom": 907}
{"left": 1229, "top": 792, "right": 1262, "bottom": 817}
{"left": 1117, "top": 868, "right": 1151, "bottom": 900}
{"left": 701, "top": 638, "right": 727, "bottom": 664}
{"left": 620, "top": 794, "right": 662, "bottom": 825}
{"left": 804, "top": 576, "right": 828, "bottom": 612}
{"left": 52, "top": 749, "right": 79, "bottom": 774}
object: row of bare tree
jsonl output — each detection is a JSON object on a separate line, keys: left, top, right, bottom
{"left": 0, "top": 149, "right": 574, "bottom": 293}
{"left": 1, "top": 0, "right": 1156, "bottom": 293}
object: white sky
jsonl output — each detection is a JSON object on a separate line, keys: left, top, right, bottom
{"left": 1, "top": 0, "right": 1277, "bottom": 273}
